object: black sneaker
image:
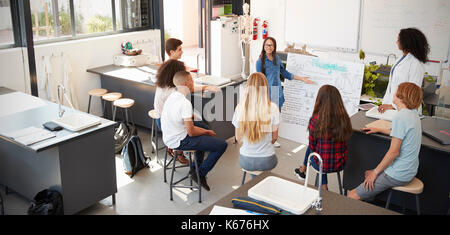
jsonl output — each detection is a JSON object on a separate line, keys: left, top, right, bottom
{"left": 295, "top": 168, "right": 306, "bottom": 181}
{"left": 190, "top": 170, "right": 211, "bottom": 191}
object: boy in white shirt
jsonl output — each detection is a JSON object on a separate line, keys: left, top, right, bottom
{"left": 161, "top": 71, "right": 228, "bottom": 191}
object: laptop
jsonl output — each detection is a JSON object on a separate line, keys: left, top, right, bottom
{"left": 422, "top": 117, "right": 450, "bottom": 145}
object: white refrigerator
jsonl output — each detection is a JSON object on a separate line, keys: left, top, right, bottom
{"left": 210, "top": 17, "right": 242, "bottom": 79}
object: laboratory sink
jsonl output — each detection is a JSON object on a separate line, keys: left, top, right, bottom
{"left": 52, "top": 113, "right": 101, "bottom": 132}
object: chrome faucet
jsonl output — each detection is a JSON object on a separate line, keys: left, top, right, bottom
{"left": 57, "top": 85, "right": 65, "bottom": 118}
{"left": 386, "top": 53, "right": 397, "bottom": 65}
{"left": 304, "top": 152, "right": 323, "bottom": 213}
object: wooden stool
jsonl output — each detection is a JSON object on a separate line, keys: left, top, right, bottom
{"left": 148, "top": 110, "right": 166, "bottom": 165}
{"left": 87, "top": 88, "right": 108, "bottom": 114}
{"left": 241, "top": 169, "right": 264, "bottom": 186}
{"left": 113, "top": 98, "right": 135, "bottom": 125}
{"left": 102, "top": 92, "right": 122, "bottom": 120}
{"left": 168, "top": 150, "right": 202, "bottom": 203}
{"left": 385, "top": 177, "right": 424, "bottom": 215}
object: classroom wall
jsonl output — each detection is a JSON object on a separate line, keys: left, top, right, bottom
{"left": 0, "top": 29, "right": 161, "bottom": 116}
{"left": 249, "top": 0, "right": 449, "bottom": 77}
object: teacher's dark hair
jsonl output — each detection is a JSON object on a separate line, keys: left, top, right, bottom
{"left": 399, "top": 28, "right": 430, "bottom": 64}
{"left": 259, "top": 37, "right": 277, "bottom": 75}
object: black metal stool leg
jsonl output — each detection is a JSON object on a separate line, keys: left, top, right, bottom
{"left": 87, "top": 95, "right": 92, "bottom": 113}
{"left": 337, "top": 171, "right": 343, "bottom": 195}
{"left": 170, "top": 150, "right": 177, "bottom": 201}
{"left": 112, "top": 106, "right": 117, "bottom": 121}
{"left": 192, "top": 152, "right": 201, "bottom": 203}
{"left": 241, "top": 172, "right": 247, "bottom": 186}
{"left": 385, "top": 190, "right": 393, "bottom": 209}
{"left": 164, "top": 147, "right": 168, "bottom": 183}
{"left": 415, "top": 195, "right": 420, "bottom": 215}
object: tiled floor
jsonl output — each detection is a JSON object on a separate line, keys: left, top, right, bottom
{"left": 0, "top": 128, "right": 345, "bottom": 215}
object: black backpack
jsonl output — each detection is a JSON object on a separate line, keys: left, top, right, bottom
{"left": 27, "top": 189, "right": 64, "bottom": 215}
{"left": 114, "top": 121, "right": 137, "bottom": 154}
{"left": 121, "top": 135, "right": 149, "bottom": 178}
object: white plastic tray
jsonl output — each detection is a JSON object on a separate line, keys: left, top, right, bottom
{"left": 52, "top": 113, "right": 101, "bottom": 132}
{"left": 248, "top": 176, "right": 319, "bottom": 215}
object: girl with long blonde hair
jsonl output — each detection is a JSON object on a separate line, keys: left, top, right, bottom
{"left": 232, "top": 73, "right": 280, "bottom": 175}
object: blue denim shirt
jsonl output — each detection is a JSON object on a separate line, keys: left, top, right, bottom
{"left": 256, "top": 55, "right": 294, "bottom": 108}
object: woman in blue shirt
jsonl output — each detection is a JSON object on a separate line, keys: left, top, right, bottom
{"left": 256, "top": 37, "right": 313, "bottom": 109}
{"left": 256, "top": 37, "right": 313, "bottom": 147}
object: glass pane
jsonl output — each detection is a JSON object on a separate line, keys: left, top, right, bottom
{"left": 0, "top": 0, "right": 14, "bottom": 45}
{"left": 115, "top": 0, "right": 122, "bottom": 30}
{"left": 120, "top": 0, "right": 151, "bottom": 30}
{"left": 30, "top": 0, "right": 72, "bottom": 41}
{"left": 74, "top": 0, "right": 113, "bottom": 35}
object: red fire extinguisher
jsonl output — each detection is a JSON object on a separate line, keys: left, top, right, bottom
{"left": 262, "top": 20, "right": 268, "bottom": 39}
{"left": 253, "top": 18, "right": 260, "bottom": 40}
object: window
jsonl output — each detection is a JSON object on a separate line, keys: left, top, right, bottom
{"left": 119, "top": 0, "right": 152, "bottom": 30}
{"left": 0, "top": 0, "right": 14, "bottom": 46}
{"left": 74, "top": 0, "right": 113, "bottom": 35}
{"left": 30, "top": 0, "right": 73, "bottom": 41}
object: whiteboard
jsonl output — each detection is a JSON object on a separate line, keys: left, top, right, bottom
{"left": 361, "top": 0, "right": 450, "bottom": 61}
{"left": 285, "top": 0, "right": 361, "bottom": 53}
{"left": 279, "top": 54, "right": 364, "bottom": 144}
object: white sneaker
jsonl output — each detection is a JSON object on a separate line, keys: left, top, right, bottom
{"left": 273, "top": 141, "right": 281, "bottom": 148}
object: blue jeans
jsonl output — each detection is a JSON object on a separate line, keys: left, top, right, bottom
{"left": 175, "top": 122, "right": 227, "bottom": 177}
{"left": 303, "top": 147, "right": 328, "bottom": 185}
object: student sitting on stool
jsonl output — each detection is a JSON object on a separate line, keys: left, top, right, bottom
{"left": 294, "top": 85, "right": 353, "bottom": 191}
{"left": 233, "top": 72, "right": 280, "bottom": 176}
{"left": 161, "top": 71, "right": 228, "bottom": 191}
{"left": 348, "top": 82, "right": 423, "bottom": 201}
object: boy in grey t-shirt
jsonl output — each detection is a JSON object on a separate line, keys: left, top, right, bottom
{"left": 348, "top": 82, "right": 423, "bottom": 201}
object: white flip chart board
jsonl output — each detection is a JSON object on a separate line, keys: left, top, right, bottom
{"left": 279, "top": 54, "right": 365, "bottom": 144}
{"left": 361, "top": 0, "right": 450, "bottom": 61}
{"left": 285, "top": 0, "right": 361, "bottom": 53}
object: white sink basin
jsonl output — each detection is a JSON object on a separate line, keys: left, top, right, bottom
{"left": 52, "top": 113, "right": 101, "bottom": 132}
{"left": 248, "top": 176, "right": 319, "bottom": 215}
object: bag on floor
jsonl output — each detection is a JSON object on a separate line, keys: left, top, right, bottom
{"left": 114, "top": 121, "right": 137, "bottom": 154}
{"left": 121, "top": 135, "right": 149, "bottom": 178}
{"left": 27, "top": 189, "right": 64, "bottom": 215}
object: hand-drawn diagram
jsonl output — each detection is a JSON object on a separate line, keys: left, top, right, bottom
{"left": 279, "top": 53, "right": 364, "bottom": 144}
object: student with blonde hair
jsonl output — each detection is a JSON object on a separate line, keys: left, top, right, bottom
{"left": 232, "top": 72, "right": 280, "bottom": 174}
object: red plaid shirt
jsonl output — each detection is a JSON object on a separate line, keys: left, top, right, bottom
{"left": 308, "top": 115, "right": 347, "bottom": 173}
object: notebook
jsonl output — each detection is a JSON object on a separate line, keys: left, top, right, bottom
{"left": 4, "top": 127, "right": 56, "bottom": 146}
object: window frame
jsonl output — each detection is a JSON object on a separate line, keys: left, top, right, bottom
{"left": 1, "top": 0, "right": 159, "bottom": 48}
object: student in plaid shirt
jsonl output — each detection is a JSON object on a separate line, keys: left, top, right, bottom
{"left": 295, "top": 85, "right": 353, "bottom": 191}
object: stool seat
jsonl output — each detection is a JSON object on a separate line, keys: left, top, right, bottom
{"left": 102, "top": 92, "right": 122, "bottom": 102}
{"left": 392, "top": 177, "right": 424, "bottom": 195}
{"left": 148, "top": 110, "right": 158, "bottom": 119}
{"left": 88, "top": 88, "right": 108, "bottom": 97}
{"left": 114, "top": 98, "right": 135, "bottom": 109}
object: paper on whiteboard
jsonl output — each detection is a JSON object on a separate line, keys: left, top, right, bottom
{"left": 279, "top": 54, "right": 364, "bottom": 144}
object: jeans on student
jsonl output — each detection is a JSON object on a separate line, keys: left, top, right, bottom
{"left": 303, "top": 147, "right": 328, "bottom": 185}
{"left": 239, "top": 155, "right": 278, "bottom": 179}
{"left": 175, "top": 131, "right": 228, "bottom": 177}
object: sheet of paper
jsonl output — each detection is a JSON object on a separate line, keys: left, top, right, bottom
{"left": 209, "top": 206, "right": 261, "bottom": 215}
{"left": 279, "top": 54, "right": 365, "bottom": 144}
{"left": 4, "top": 126, "right": 56, "bottom": 146}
